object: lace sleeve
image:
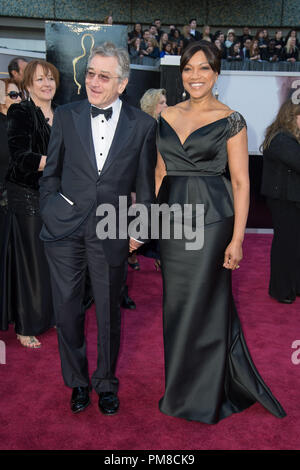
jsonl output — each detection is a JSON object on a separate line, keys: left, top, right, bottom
{"left": 227, "top": 111, "right": 247, "bottom": 139}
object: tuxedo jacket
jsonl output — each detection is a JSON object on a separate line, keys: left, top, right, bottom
{"left": 39, "top": 98, "right": 157, "bottom": 266}
{"left": 261, "top": 131, "right": 300, "bottom": 203}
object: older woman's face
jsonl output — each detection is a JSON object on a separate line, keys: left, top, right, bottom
{"left": 155, "top": 94, "right": 167, "bottom": 117}
{"left": 4, "top": 83, "right": 21, "bottom": 112}
{"left": 27, "top": 64, "right": 56, "bottom": 104}
{"left": 182, "top": 50, "right": 218, "bottom": 101}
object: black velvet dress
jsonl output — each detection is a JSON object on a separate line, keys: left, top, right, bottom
{"left": 157, "top": 111, "right": 286, "bottom": 424}
{"left": 0, "top": 99, "right": 55, "bottom": 335}
{"left": 0, "top": 113, "right": 10, "bottom": 330}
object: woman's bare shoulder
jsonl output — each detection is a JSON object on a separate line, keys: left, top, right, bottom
{"left": 161, "top": 102, "right": 187, "bottom": 121}
{"left": 214, "top": 101, "right": 234, "bottom": 118}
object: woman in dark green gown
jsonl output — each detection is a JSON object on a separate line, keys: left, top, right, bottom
{"left": 155, "top": 41, "right": 286, "bottom": 424}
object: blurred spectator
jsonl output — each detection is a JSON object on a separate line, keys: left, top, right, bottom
{"left": 160, "top": 42, "right": 174, "bottom": 58}
{"left": 104, "top": 15, "right": 113, "bottom": 25}
{"left": 129, "top": 37, "right": 143, "bottom": 58}
{"left": 172, "top": 39, "right": 184, "bottom": 56}
{"left": 189, "top": 19, "right": 201, "bottom": 41}
{"left": 154, "top": 19, "right": 164, "bottom": 40}
{"left": 159, "top": 32, "right": 169, "bottom": 52}
{"left": 267, "top": 39, "right": 281, "bottom": 62}
{"left": 140, "top": 87, "right": 167, "bottom": 118}
{"left": 285, "top": 29, "right": 299, "bottom": 48}
{"left": 225, "top": 29, "right": 236, "bottom": 49}
{"left": 215, "top": 32, "right": 225, "bottom": 45}
{"left": 255, "top": 29, "right": 268, "bottom": 60}
{"left": 8, "top": 57, "right": 28, "bottom": 88}
{"left": 128, "top": 23, "right": 143, "bottom": 46}
{"left": 168, "top": 25, "right": 176, "bottom": 37}
{"left": 214, "top": 38, "right": 227, "bottom": 59}
{"left": 227, "top": 41, "right": 242, "bottom": 61}
{"left": 169, "top": 28, "right": 181, "bottom": 43}
{"left": 249, "top": 39, "right": 261, "bottom": 61}
{"left": 149, "top": 24, "right": 159, "bottom": 41}
{"left": 141, "top": 38, "right": 160, "bottom": 59}
{"left": 274, "top": 31, "right": 285, "bottom": 54}
{"left": 239, "top": 27, "right": 253, "bottom": 46}
{"left": 262, "top": 29, "right": 270, "bottom": 44}
{"left": 182, "top": 24, "right": 193, "bottom": 49}
{"left": 282, "top": 37, "right": 299, "bottom": 62}
{"left": 242, "top": 38, "right": 252, "bottom": 59}
{"left": 200, "top": 25, "right": 213, "bottom": 42}
{"left": 140, "top": 29, "right": 151, "bottom": 50}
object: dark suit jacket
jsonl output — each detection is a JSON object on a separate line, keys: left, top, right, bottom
{"left": 39, "top": 98, "right": 157, "bottom": 266}
{"left": 261, "top": 131, "right": 300, "bottom": 203}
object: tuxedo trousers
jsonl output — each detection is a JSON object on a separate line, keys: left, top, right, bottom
{"left": 44, "top": 210, "right": 126, "bottom": 393}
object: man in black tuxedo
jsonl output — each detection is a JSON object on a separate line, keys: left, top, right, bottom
{"left": 39, "top": 43, "right": 156, "bottom": 415}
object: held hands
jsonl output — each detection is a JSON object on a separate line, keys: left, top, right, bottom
{"left": 223, "top": 240, "right": 243, "bottom": 270}
{"left": 129, "top": 238, "right": 143, "bottom": 253}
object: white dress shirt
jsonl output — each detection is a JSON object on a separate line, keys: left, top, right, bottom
{"left": 90, "top": 98, "right": 143, "bottom": 245}
{"left": 91, "top": 97, "right": 122, "bottom": 175}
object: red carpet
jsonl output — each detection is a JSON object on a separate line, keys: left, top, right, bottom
{"left": 0, "top": 234, "right": 299, "bottom": 450}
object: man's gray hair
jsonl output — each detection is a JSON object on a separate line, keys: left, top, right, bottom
{"left": 87, "top": 42, "right": 130, "bottom": 81}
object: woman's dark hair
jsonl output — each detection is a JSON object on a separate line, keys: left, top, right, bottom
{"left": 180, "top": 40, "right": 221, "bottom": 75}
{"left": 261, "top": 98, "right": 300, "bottom": 151}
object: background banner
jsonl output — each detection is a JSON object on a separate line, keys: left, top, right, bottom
{"left": 45, "top": 21, "right": 128, "bottom": 105}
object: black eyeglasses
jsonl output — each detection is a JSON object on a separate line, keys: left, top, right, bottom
{"left": 6, "top": 91, "right": 22, "bottom": 100}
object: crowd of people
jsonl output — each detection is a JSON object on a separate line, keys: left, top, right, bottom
{"left": 0, "top": 32, "right": 296, "bottom": 423}
{"left": 127, "top": 19, "right": 300, "bottom": 63}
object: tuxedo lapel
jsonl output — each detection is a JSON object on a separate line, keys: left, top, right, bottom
{"left": 100, "top": 102, "right": 136, "bottom": 177}
{"left": 71, "top": 100, "right": 98, "bottom": 173}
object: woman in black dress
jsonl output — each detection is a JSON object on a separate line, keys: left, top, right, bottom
{"left": 2, "top": 60, "right": 59, "bottom": 348}
{"left": 261, "top": 99, "right": 300, "bottom": 303}
{"left": 0, "top": 79, "right": 22, "bottom": 211}
{"left": 155, "top": 41, "right": 286, "bottom": 423}
{"left": 0, "top": 79, "right": 22, "bottom": 330}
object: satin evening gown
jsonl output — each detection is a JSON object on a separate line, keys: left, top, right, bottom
{"left": 157, "top": 111, "right": 286, "bottom": 424}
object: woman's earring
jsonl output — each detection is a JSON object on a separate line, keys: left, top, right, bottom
{"left": 214, "top": 81, "right": 219, "bottom": 100}
{"left": 182, "top": 89, "right": 187, "bottom": 100}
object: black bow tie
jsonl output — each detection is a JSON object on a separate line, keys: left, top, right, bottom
{"left": 91, "top": 106, "right": 113, "bottom": 121}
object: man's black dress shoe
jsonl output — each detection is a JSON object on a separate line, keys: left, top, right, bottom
{"left": 98, "top": 392, "right": 119, "bottom": 415}
{"left": 121, "top": 294, "right": 136, "bottom": 310}
{"left": 71, "top": 386, "right": 90, "bottom": 414}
